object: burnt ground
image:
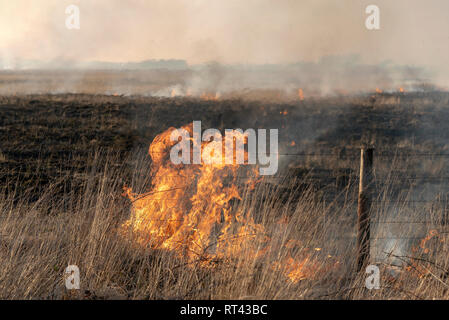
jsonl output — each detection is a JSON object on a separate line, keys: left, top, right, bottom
{"left": 1, "top": 92, "right": 449, "bottom": 199}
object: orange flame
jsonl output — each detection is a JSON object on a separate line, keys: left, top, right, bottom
{"left": 415, "top": 229, "right": 438, "bottom": 254}
{"left": 121, "top": 125, "right": 337, "bottom": 281}
{"left": 298, "top": 88, "right": 304, "bottom": 101}
{"left": 405, "top": 229, "right": 439, "bottom": 278}
{"left": 200, "top": 92, "right": 220, "bottom": 101}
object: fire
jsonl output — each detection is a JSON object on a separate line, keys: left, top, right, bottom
{"left": 415, "top": 229, "right": 438, "bottom": 254}
{"left": 122, "top": 124, "right": 337, "bottom": 281}
{"left": 399, "top": 87, "right": 405, "bottom": 93}
{"left": 404, "top": 229, "right": 439, "bottom": 278}
{"left": 200, "top": 92, "right": 220, "bottom": 101}
{"left": 122, "top": 124, "right": 264, "bottom": 264}
{"left": 298, "top": 88, "right": 304, "bottom": 101}
{"left": 282, "top": 255, "right": 327, "bottom": 282}
{"left": 375, "top": 88, "right": 383, "bottom": 94}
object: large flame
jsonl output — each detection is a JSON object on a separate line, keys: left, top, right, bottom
{"left": 122, "top": 124, "right": 337, "bottom": 281}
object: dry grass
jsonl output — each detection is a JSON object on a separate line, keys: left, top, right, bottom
{"left": 1, "top": 150, "right": 448, "bottom": 300}
{"left": 1, "top": 93, "right": 449, "bottom": 299}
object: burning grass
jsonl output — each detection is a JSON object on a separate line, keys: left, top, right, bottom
{"left": 121, "top": 124, "right": 339, "bottom": 283}
{"left": 0, "top": 147, "right": 448, "bottom": 299}
{"left": 1, "top": 93, "right": 449, "bottom": 299}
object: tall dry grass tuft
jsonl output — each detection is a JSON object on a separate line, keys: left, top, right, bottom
{"left": 0, "top": 150, "right": 448, "bottom": 299}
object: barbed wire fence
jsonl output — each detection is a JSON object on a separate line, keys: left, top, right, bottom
{"left": 257, "top": 148, "right": 449, "bottom": 270}
{"left": 136, "top": 148, "right": 449, "bottom": 270}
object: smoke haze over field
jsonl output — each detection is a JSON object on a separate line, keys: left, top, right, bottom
{"left": 0, "top": 0, "right": 448, "bottom": 93}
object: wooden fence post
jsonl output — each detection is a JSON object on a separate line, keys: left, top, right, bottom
{"left": 357, "top": 147, "right": 374, "bottom": 272}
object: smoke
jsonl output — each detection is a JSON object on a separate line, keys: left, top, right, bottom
{"left": 1, "top": 0, "right": 448, "bottom": 92}
{"left": 152, "top": 56, "right": 434, "bottom": 98}
{"left": 0, "top": 58, "right": 437, "bottom": 96}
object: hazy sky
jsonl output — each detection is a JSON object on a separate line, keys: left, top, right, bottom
{"left": 1, "top": 0, "right": 448, "bottom": 72}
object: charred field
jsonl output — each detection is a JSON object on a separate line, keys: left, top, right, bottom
{"left": 1, "top": 92, "right": 449, "bottom": 299}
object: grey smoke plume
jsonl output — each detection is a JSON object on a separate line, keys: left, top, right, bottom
{"left": 1, "top": 0, "right": 448, "bottom": 92}
{"left": 0, "top": 57, "right": 438, "bottom": 96}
